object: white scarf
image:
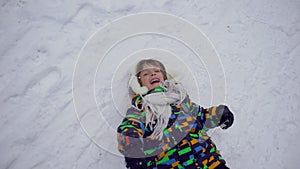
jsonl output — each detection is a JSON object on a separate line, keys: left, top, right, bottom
{"left": 141, "top": 80, "right": 187, "bottom": 140}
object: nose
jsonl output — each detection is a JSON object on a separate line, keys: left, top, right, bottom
{"left": 151, "top": 70, "right": 157, "bottom": 76}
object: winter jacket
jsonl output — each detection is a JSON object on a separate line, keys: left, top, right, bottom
{"left": 117, "top": 88, "right": 228, "bottom": 169}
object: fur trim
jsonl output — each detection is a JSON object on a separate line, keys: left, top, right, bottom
{"left": 166, "top": 69, "right": 182, "bottom": 83}
{"left": 129, "top": 75, "right": 149, "bottom": 95}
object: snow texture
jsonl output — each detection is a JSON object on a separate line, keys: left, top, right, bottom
{"left": 0, "top": 0, "right": 299, "bottom": 169}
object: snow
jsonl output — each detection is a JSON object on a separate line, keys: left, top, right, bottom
{"left": 0, "top": 0, "right": 299, "bottom": 169}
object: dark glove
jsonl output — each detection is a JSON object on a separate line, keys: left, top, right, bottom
{"left": 125, "top": 157, "right": 146, "bottom": 169}
{"left": 218, "top": 105, "right": 234, "bottom": 129}
{"left": 125, "top": 156, "right": 156, "bottom": 169}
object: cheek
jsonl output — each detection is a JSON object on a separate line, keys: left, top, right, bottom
{"left": 160, "top": 73, "right": 165, "bottom": 80}
{"left": 140, "top": 78, "right": 148, "bottom": 86}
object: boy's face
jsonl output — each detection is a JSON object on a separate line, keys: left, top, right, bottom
{"left": 139, "top": 64, "right": 164, "bottom": 91}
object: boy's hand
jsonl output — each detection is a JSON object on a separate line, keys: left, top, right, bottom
{"left": 218, "top": 105, "right": 234, "bottom": 129}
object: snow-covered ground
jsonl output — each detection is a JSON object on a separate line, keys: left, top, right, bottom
{"left": 1, "top": 1, "right": 299, "bottom": 169}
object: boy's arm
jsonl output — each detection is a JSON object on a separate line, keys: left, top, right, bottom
{"left": 198, "top": 105, "right": 234, "bottom": 130}
{"left": 117, "top": 108, "right": 145, "bottom": 158}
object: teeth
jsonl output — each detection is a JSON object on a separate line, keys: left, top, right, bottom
{"left": 150, "top": 78, "right": 160, "bottom": 84}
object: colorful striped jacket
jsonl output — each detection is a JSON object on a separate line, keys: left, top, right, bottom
{"left": 117, "top": 88, "right": 228, "bottom": 169}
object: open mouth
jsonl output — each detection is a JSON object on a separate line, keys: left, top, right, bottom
{"left": 150, "top": 78, "right": 161, "bottom": 85}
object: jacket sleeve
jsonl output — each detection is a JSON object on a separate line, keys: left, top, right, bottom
{"left": 197, "top": 105, "right": 226, "bottom": 130}
{"left": 117, "top": 107, "right": 146, "bottom": 158}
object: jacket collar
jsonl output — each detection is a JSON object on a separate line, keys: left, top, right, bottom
{"left": 131, "top": 86, "right": 165, "bottom": 109}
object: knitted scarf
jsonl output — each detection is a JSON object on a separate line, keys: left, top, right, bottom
{"left": 141, "top": 80, "right": 187, "bottom": 140}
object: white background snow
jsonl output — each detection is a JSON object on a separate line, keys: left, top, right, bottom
{"left": 1, "top": 0, "right": 299, "bottom": 169}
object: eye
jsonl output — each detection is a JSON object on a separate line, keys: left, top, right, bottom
{"left": 141, "top": 72, "right": 149, "bottom": 77}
